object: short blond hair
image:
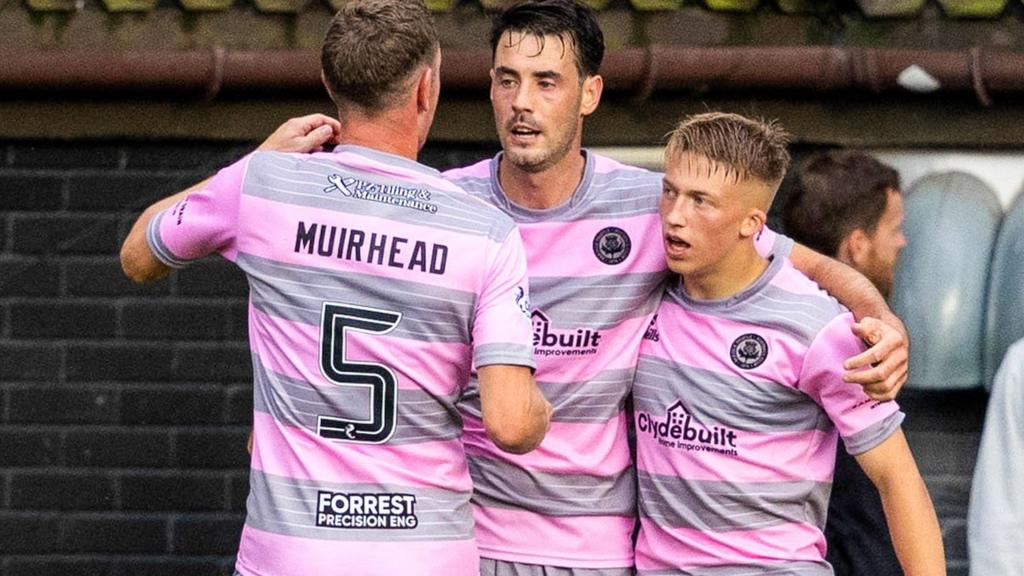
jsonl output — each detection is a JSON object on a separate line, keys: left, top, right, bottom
{"left": 664, "top": 112, "right": 791, "bottom": 193}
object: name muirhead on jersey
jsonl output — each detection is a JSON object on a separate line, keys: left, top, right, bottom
{"left": 295, "top": 221, "right": 448, "bottom": 275}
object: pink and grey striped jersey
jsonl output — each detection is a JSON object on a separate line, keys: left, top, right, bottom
{"left": 146, "top": 145, "right": 535, "bottom": 576}
{"left": 633, "top": 255, "right": 904, "bottom": 575}
{"left": 443, "top": 151, "right": 791, "bottom": 568}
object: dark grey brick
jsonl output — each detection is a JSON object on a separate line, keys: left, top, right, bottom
{"left": 3, "top": 556, "right": 113, "bottom": 576}
{"left": 175, "top": 258, "right": 248, "bottom": 297}
{"left": 10, "top": 142, "right": 122, "bottom": 169}
{"left": 121, "top": 301, "right": 238, "bottom": 341}
{"left": 7, "top": 384, "right": 120, "bottom": 425}
{"left": 171, "top": 514, "right": 244, "bottom": 555}
{"left": 0, "top": 256, "right": 61, "bottom": 297}
{"left": 0, "top": 175, "right": 65, "bottom": 210}
{"left": 68, "top": 174, "right": 190, "bottom": 212}
{"left": 124, "top": 142, "right": 251, "bottom": 170}
{"left": 0, "top": 429, "right": 62, "bottom": 466}
{"left": 9, "top": 214, "right": 121, "bottom": 255}
{"left": 64, "top": 428, "right": 172, "bottom": 468}
{"left": 121, "top": 384, "right": 224, "bottom": 425}
{"left": 9, "top": 470, "right": 116, "bottom": 511}
{"left": 108, "top": 556, "right": 236, "bottom": 576}
{"left": 227, "top": 471, "right": 250, "bottom": 512}
{"left": 64, "top": 257, "right": 171, "bottom": 297}
{"left": 66, "top": 342, "right": 175, "bottom": 382}
{"left": 173, "top": 343, "right": 252, "bottom": 383}
{"left": 60, "top": 514, "right": 168, "bottom": 553}
{"left": 224, "top": 385, "right": 253, "bottom": 424}
{"left": 9, "top": 301, "right": 118, "bottom": 339}
{"left": 0, "top": 342, "right": 62, "bottom": 381}
{"left": 121, "top": 471, "right": 228, "bottom": 512}
{"left": 174, "top": 429, "right": 250, "bottom": 469}
{"left": 924, "top": 475, "right": 973, "bottom": 520}
{"left": 0, "top": 512, "right": 62, "bottom": 553}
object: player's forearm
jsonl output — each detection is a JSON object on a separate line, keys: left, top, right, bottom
{"left": 858, "top": 431, "right": 945, "bottom": 576}
{"left": 877, "top": 470, "right": 946, "bottom": 576}
{"left": 478, "top": 365, "right": 552, "bottom": 455}
{"left": 789, "top": 243, "right": 892, "bottom": 323}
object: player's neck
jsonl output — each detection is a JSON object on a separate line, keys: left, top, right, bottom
{"left": 682, "top": 243, "right": 770, "bottom": 301}
{"left": 336, "top": 110, "right": 420, "bottom": 161}
{"left": 498, "top": 149, "right": 586, "bottom": 210}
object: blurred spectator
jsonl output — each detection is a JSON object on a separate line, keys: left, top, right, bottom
{"left": 783, "top": 150, "right": 907, "bottom": 575}
{"left": 969, "top": 338, "right": 1024, "bottom": 576}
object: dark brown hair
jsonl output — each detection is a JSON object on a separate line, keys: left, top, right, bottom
{"left": 321, "top": 0, "right": 439, "bottom": 113}
{"left": 490, "top": 0, "right": 604, "bottom": 80}
{"left": 782, "top": 150, "right": 901, "bottom": 257}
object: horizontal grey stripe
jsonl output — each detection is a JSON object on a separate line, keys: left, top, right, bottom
{"left": 458, "top": 368, "right": 632, "bottom": 423}
{"left": 239, "top": 252, "right": 475, "bottom": 344}
{"left": 247, "top": 152, "right": 515, "bottom": 242}
{"left": 669, "top": 283, "right": 845, "bottom": 347}
{"left": 844, "top": 410, "right": 904, "bottom": 455}
{"left": 253, "top": 358, "right": 462, "bottom": 445}
{"left": 474, "top": 343, "right": 536, "bottom": 371}
{"left": 633, "top": 355, "right": 829, "bottom": 433}
{"left": 529, "top": 272, "right": 668, "bottom": 330}
{"left": 146, "top": 212, "right": 188, "bottom": 268}
{"left": 244, "top": 469, "right": 473, "bottom": 542}
{"left": 481, "top": 559, "right": 634, "bottom": 576}
{"left": 637, "top": 471, "right": 830, "bottom": 532}
{"left": 445, "top": 155, "right": 662, "bottom": 223}
{"left": 638, "top": 561, "right": 830, "bottom": 576}
{"left": 467, "top": 454, "right": 635, "bottom": 517}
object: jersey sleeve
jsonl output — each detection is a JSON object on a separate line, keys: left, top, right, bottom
{"left": 755, "top": 226, "right": 794, "bottom": 260}
{"left": 799, "top": 312, "right": 904, "bottom": 455}
{"left": 471, "top": 225, "right": 536, "bottom": 371}
{"left": 145, "top": 154, "right": 251, "bottom": 267}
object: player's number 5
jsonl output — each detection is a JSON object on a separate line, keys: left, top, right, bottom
{"left": 317, "top": 303, "right": 402, "bottom": 444}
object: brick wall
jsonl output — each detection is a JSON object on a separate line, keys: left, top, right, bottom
{"left": 0, "top": 140, "right": 982, "bottom": 575}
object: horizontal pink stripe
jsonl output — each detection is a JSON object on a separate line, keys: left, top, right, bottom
{"left": 649, "top": 299, "right": 807, "bottom": 385}
{"left": 635, "top": 517, "right": 825, "bottom": 571}
{"left": 636, "top": 427, "right": 838, "bottom": 483}
{"left": 535, "top": 314, "right": 651, "bottom": 383}
{"left": 591, "top": 154, "right": 647, "bottom": 175}
{"left": 250, "top": 307, "right": 470, "bottom": 397}
{"left": 237, "top": 194, "right": 499, "bottom": 289}
{"left": 771, "top": 260, "right": 832, "bottom": 296}
{"left": 251, "top": 411, "right": 472, "bottom": 491}
{"left": 236, "top": 524, "right": 479, "bottom": 576}
{"left": 473, "top": 504, "right": 634, "bottom": 568}
{"left": 520, "top": 213, "right": 665, "bottom": 278}
{"left": 462, "top": 413, "right": 631, "bottom": 477}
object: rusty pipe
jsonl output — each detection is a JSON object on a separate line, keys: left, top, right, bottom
{"left": 2, "top": 46, "right": 1023, "bottom": 106}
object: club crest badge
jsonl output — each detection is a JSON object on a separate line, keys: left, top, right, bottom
{"left": 593, "top": 227, "right": 631, "bottom": 265}
{"left": 730, "top": 334, "right": 768, "bottom": 370}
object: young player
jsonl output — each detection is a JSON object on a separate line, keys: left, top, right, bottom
{"left": 119, "top": 2, "right": 550, "bottom": 575}
{"left": 632, "top": 112, "right": 944, "bottom": 575}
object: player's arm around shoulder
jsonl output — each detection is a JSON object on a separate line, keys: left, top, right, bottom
{"left": 789, "top": 242, "right": 908, "bottom": 401}
{"left": 120, "top": 183, "right": 206, "bottom": 284}
{"left": 478, "top": 365, "right": 552, "bottom": 455}
{"left": 854, "top": 429, "right": 946, "bottom": 576}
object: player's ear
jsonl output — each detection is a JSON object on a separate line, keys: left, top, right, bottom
{"left": 580, "top": 74, "right": 603, "bottom": 117}
{"left": 740, "top": 208, "right": 766, "bottom": 239}
{"left": 415, "top": 65, "right": 435, "bottom": 114}
{"left": 844, "top": 228, "right": 871, "bottom": 267}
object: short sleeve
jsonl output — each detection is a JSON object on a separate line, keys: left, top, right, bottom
{"left": 146, "top": 154, "right": 251, "bottom": 268}
{"left": 800, "top": 312, "right": 904, "bottom": 455}
{"left": 755, "top": 226, "right": 794, "bottom": 260}
{"left": 472, "top": 225, "right": 536, "bottom": 371}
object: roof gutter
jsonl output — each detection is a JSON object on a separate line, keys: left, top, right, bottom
{"left": 3, "top": 46, "right": 1023, "bottom": 106}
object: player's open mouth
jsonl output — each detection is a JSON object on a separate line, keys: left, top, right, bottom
{"left": 664, "top": 234, "right": 691, "bottom": 257}
{"left": 510, "top": 124, "right": 540, "bottom": 140}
